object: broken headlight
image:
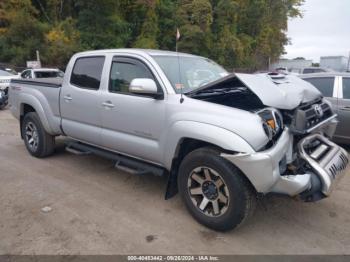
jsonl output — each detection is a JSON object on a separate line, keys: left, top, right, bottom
{"left": 258, "top": 108, "right": 284, "bottom": 140}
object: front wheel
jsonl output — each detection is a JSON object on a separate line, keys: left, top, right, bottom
{"left": 178, "top": 148, "right": 256, "bottom": 231}
{"left": 22, "top": 112, "right": 55, "bottom": 158}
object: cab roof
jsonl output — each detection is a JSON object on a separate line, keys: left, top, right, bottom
{"left": 75, "top": 48, "right": 198, "bottom": 58}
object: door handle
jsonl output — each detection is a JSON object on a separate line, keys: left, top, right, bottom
{"left": 63, "top": 95, "right": 72, "bottom": 101}
{"left": 102, "top": 101, "right": 115, "bottom": 109}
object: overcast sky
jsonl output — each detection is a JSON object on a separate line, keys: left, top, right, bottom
{"left": 284, "top": 0, "right": 350, "bottom": 62}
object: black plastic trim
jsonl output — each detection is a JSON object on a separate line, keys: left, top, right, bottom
{"left": 65, "top": 141, "right": 166, "bottom": 177}
{"left": 11, "top": 79, "right": 61, "bottom": 88}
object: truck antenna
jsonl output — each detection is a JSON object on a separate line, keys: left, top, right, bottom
{"left": 176, "top": 27, "right": 184, "bottom": 104}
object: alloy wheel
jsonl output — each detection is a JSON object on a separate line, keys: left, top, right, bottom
{"left": 187, "top": 167, "right": 230, "bottom": 217}
{"left": 25, "top": 122, "right": 39, "bottom": 152}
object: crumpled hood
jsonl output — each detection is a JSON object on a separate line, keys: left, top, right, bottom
{"left": 236, "top": 73, "right": 322, "bottom": 109}
{"left": 189, "top": 73, "right": 322, "bottom": 110}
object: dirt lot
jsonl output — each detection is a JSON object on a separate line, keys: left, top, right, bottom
{"left": 0, "top": 108, "right": 349, "bottom": 255}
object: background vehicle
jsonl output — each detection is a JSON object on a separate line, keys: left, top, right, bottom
{"left": 20, "top": 68, "right": 64, "bottom": 79}
{"left": 9, "top": 49, "right": 349, "bottom": 231}
{"left": 274, "top": 67, "right": 289, "bottom": 75}
{"left": 300, "top": 73, "right": 350, "bottom": 144}
{"left": 299, "top": 67, "right": 332, "bottom": 74}
{"left": 0, "top": 67, "right": 17, "bottom": 75}
{"left": 0, "top": 69, "right": 19, "bottom": 109}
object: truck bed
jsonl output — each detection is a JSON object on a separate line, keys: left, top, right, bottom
{"left": 9, "top": 78, "right": 63, "bottom": 135}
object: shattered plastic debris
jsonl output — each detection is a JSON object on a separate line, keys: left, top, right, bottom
{"left": 41, "top": 206, "right": 52, "bottom": 213}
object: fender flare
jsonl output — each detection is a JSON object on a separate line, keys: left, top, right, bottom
{"left": 163, "top": 120, "right": 255, "bottom": 170}
{"left": 19, "top": 93, "right": 54, "bottom": 134}
{"left": 163, "top": 121, "right": 257, "bottom": 199}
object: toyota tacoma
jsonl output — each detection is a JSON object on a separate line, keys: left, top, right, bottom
{"left": 9, "top": 49, "right": 349, "bottom": 231}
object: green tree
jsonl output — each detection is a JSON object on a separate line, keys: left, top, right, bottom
{"left": 177, "top": 0, "right": 213, "bottom": 57}
{"left": 75, "top": 0, "right": 130, "bottom": 49}
{"left": 0, "top": 0, "right": 305, "bottom": 70}
{"left": 156, "top": 0, "right": 177, "bottom": 50}
{"left": 212, "top": 0, "right": 242, "bottom": 69}
{"left": 42, "top": 18, "right": 80, "bottom": 67}
{"left": 0, "top": 0, "right": 45, "bottom": 65}
{"left": 133, "top": 0, "right": 159, "bottom": 49}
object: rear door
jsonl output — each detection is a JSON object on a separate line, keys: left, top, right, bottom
{"left": 60, "top": 56, "right": 105, "bottom": 145}
{"left": 336, "top": 76, "right": 350, "bottom": 140}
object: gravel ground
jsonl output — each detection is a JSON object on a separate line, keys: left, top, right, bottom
{"left": 0, "top": 108, "right": 349, "bottom": 255}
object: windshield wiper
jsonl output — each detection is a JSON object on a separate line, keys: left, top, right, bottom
{"left": 189, "top": 87, "right": 247, "bottom": 97}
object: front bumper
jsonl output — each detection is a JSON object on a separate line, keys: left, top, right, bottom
{"left": 221, "top": 129, "right": 349, "bottom": 199}
{"left": 298, "top": 134, "right": 348, "bottom": 196}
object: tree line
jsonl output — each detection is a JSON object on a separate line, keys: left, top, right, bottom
{"left": 0, "top": 0, "right": 303, "bottom": 70}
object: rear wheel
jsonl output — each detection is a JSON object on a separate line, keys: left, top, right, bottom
{"left": 178, "top": 148, "right": 256, "bottom": 231}
{"left": 22, "top": 112, "right": 55, "bottom": 158}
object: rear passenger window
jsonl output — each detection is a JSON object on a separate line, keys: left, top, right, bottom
{"left": 70, "top": 56, "right": 105, "bottom": 90}
{"left": 303, "top": 77, "right": 334, "bottom": 97}
{"left": 343, "top": 78, "right": 350, "bottom": 99}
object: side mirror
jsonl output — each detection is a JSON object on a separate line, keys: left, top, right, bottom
{"left": 129, "top": 78, "right": 163, "bottom": 99}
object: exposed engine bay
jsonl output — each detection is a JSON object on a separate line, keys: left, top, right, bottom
{"left": 187, "top": 73, "right": 337, "bottom": 145}
{"left": 187, "top": 76, "right": 265, "bottom": 111}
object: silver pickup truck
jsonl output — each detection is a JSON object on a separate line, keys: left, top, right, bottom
{"left": 9, "top": 49, "right": 349, "bottom": 231}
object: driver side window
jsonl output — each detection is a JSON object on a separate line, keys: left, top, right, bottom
{"left": 109, "top": 58, "right": 159, "bottom": 94}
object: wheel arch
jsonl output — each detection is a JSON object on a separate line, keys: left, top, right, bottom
{"left": 164, "top": 121, "right": 256, "bottom": 199}
{"left": 19, "top": 98, "right": 53, "bottom": 138}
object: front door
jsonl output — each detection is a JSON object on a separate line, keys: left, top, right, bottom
{"left": 100, "top": 56, "right": 166, "bottom": 164}
{"left": 60, "top": 56, "right": 105, "bottom": 145}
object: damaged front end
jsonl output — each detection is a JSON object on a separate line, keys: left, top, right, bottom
{"left": 188, "top": 73, "right": 349, "bottom": 201}
{"left": 220, "top": 124, "right": 349, "bottom": 202}
{"left": 298, "top": 134, "right": 348, "bottom": 200}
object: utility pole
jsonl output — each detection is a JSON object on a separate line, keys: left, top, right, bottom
{"left": 36, "top": 50, "right": 42, "bottom": 68}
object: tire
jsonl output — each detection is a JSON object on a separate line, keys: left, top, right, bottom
{"left": 21, "top": 112, "right": 55, "bottom": 158}
{"left": 178, "top": 147, "right": 256, "bottom": 231}
{"left": 0, "top": 91, "right": 6, "bottom": 110}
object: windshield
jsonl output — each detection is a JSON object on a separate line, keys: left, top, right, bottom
{"left": 34, "top": 71, "right": 64, "bottom": 78}
{"left": 152, "top": 55, "right": 228, "bottom": 93}
{"left": 0, "top": 70, "right": 14, "bottom": 77}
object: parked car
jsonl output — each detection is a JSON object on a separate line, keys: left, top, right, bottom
{"left": 0, "top": 67, "right": 17, "bottom": 75}
{"left": 274, "top": 67, "right": 289, "bottom": 75}
{"left": 9, "top": 49, "right": 349, "bottom": 231}
{"left": 20, "top": 68, "right": 64, "bottom": 79}
{"left": 299, "top": 67, "right": 332, "bottom": 74}
{"left": 0, "top": 69, "right": 19, "bottom": 109}
{"left": 300, "top": 73, "right": 350, "bottom": 144}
